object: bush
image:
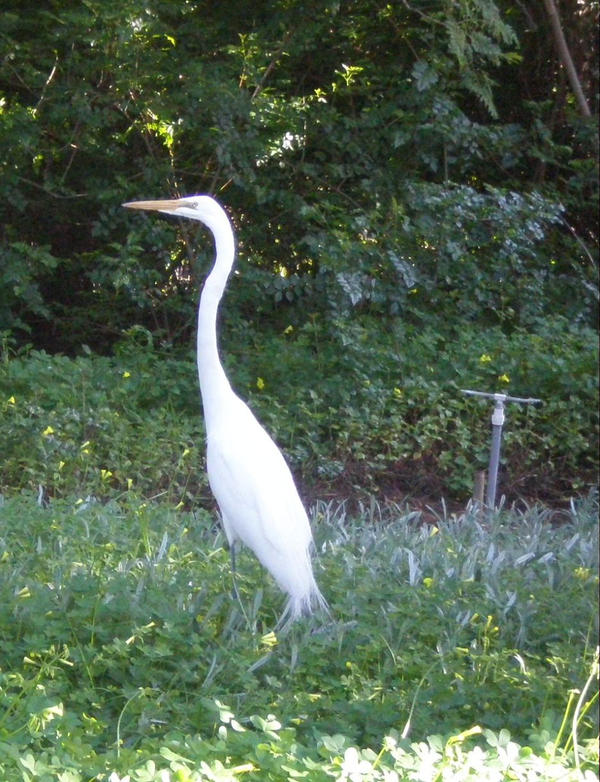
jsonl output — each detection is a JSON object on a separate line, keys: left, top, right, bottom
{"left": 0, "top": 313, "right": 597, "bottom": 505}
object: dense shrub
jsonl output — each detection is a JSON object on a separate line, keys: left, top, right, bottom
{"left": 0, "top": 0, "right": 597, "bottom": 350}
{"left": 1, "top": 313, "right": 596, "bottom": 505}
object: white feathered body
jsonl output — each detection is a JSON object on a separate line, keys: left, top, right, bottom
{"left": 206, "top": 391, "right": 324, "bottom": 621}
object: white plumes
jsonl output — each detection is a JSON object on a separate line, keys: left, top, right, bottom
{"left": 206, "top": 392, "right": 327, "bottom": 625}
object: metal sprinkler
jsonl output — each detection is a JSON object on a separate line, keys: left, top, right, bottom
{"left": 462, "top": 390, "right": 542, "bottom": 509}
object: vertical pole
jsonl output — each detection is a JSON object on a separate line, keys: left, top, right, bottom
{"left": 486, "top": 396, "right": 506, "bottom": 509}
{"left": 461, "top": 390, "right": 542, "bottom": 512}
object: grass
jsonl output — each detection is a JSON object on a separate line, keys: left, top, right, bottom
{"left": 0, "top": 490, "right": 597, "bottom": 780}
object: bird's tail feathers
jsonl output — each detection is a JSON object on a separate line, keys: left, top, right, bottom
{"left": 276, "top": 572, "right": 329, "bottom": 632}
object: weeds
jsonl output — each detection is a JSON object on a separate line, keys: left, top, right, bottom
{"left": 0, "top": 492, "right": 597, "bottom": 778}
{"left": 0, "top": 315, "right": 597, "bottom": 505}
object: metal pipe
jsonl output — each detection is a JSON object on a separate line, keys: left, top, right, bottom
{"left": 487, "top": 397, "right": 505, "bottom": 508}
{"left": 462, "top": 390, "right": 542, "bottom": 510}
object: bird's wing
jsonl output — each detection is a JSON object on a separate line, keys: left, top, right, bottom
{"left": 206, "top": 397, "right": 312, "bottom": 558}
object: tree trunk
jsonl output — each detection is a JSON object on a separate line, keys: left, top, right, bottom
{"left": 542, "top": 0, "right": 591, "bottom": 117}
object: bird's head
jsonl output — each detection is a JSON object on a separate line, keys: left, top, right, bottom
{"left": 123, "top": 194, "right": 230, "bottom": 234}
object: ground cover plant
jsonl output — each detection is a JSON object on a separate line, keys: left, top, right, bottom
{"left": 0, "top": 490, "right": 597, "bottom": 779}
{"left": 0, "top": 314, "right": 597, "bottom": 507}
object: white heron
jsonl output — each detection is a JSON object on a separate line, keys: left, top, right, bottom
{"left": 123, "top": 195, "right": 327, "bottom": 628}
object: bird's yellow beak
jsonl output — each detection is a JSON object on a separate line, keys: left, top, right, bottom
{"left": 122, "top": 199, "right": 183, "bottom": 212}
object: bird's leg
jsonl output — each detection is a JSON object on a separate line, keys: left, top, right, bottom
{"left": 229, "top": 541, "right": 241, "bottom": 603}
{"left": 229, "top": 541, "right": 254, "bottom": 630}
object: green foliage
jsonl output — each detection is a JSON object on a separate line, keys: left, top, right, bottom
{"left": 0, "top": 334, "right": 204, "bottom": 504}
{"left": 0, "top": 243, "right": 59, "bottom": 333}
{"left": 0, "top": 0, "right": 597, "bottom": 349}
{"left": 244, "top": 313, "right": 598, "bottom": 500}
{"left": 0, "top": 314, "right": 596, "bottom": 504}
{"left": 1, "top": 724, "right": 597, "bottom": 780}
{"left": 0, "top": 493, "right": 597, "bottom": 779}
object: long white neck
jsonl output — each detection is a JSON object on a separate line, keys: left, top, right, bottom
{"left": 196, "top": 211, "right": 236, "bottom": 426}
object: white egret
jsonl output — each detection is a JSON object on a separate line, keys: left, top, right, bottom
{"left": 123, "top": 195, "right": 327, "bottom": 627}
